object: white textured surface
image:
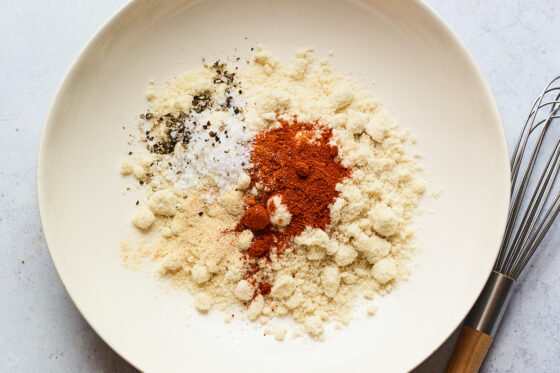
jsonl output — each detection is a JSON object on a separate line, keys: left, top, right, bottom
{"left": 0, "top": 1, "right": 558, "bottom": 372}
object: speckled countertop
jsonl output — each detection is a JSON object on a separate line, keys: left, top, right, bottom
{"left": 1, "top": 1, "right": 559, "bottom": 372}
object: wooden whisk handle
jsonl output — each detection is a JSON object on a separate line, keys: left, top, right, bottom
{"left": 445, "top": 326, "right": 493, "bottom": 373}
{"left": 446, "top": 271, "right": 514, "bottom": 372}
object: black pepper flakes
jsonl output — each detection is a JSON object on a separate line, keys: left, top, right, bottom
{"left": 147, "top": 111, "right": 194, "bottom": 154}
{"left": 192, "top": 94, "right": 211, "bottom": 113}
{"left": 139, "top": 59, "right": 247, "bottom": 166}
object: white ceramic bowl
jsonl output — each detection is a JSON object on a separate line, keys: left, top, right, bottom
{"left": 37, "top": 0, "right": 510, "bottom": 371}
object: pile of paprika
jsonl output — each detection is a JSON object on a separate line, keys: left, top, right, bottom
{"left": 237, "top": 116, "right": 350, "bottom": 293}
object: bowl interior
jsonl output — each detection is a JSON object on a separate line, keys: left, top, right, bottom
{"left": 38, "top": 0, "right": 510, "bottom": 371}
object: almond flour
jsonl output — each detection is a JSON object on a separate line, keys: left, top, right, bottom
{"left": 120, "top": 47, "right": 426, "bottom": 340}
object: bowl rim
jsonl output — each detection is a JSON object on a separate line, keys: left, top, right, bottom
{"left": 36, "top": 0, "right": 511, "bottom": 371}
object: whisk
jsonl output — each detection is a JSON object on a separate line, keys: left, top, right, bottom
{"left": 446, "top": 76, "right": 560, "bottom": 373}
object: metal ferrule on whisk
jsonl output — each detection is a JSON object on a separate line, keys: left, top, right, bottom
{"left": 465, "top": 271, "right": 515, "bottom": 337}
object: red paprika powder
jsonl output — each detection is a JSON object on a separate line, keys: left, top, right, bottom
{"left": 240, "top": 204, "right": 269, "bottom": 231}
{"left": 239, "top": 116, "right": 350, "bottom": 272}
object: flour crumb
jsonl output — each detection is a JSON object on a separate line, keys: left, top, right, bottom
{"left": 304, "top": 316, "right": 324, "bottom": 338}
{"left": 157, "top": 255, "right": 183, "bottom": 275}
{"left": 191, "top": 264, "right": 211, "bottom": 284}
{"left": 267, "top": 195, "right": 292, "bottom": 227}
{"left": 195, "top": 294, "right": 212, "bottom": 312}
{"left": 237, "top": 172, "right": 251, "bottom": 190}
{"left": 371, "top": 257, "right": 398, "bottom": 284}
{"left": 132, "top": 206, "right": 155, "bottom": 230}
{"left": 330, "top": 86, "right": 353, "bottom": 111}
{"left": 265, "top": 324, "right": 287, "bottom": 341}
{"left": 120, "top": 159, "right": 134, "bottom": 175}
{"left": 237, "top": 229, "right": 254, "bottom": 251}
{"left": 235, "top": 279, "right": 255, "bottom": 301}
{"left": 149, "top": 190, "right": 177, "bottom": 216}
{"left": 430, "top": 185, "right": 443, "bottom": 198}
{"left": 224, "top": 313, "right": 234, "bottom": 323}
{"left": 367, "top": 304, "right": 378, "bottom": 316}
{"left": 270, "top": 275, "right": 295, "bottom": 298}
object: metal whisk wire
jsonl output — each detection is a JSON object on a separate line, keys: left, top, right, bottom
{"left": 494, "top": 76, "right": 560, "bottom": 279}
{"left": 447, "top": 76, "right": 560, "bottom": 373}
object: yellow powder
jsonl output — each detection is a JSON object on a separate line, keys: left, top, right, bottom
{"left": 123, "top": 190, "right": 248, "bottom": 311}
